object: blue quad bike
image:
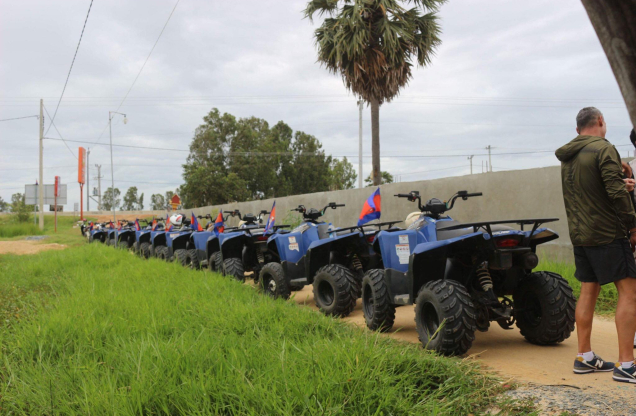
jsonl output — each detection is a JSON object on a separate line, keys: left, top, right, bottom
{"left": 189, "top": 210, "right": 242, "bottom": 272}
{"left": 131, "top": 219, "right": 153, "bottom": 257}
{"left": 161, "top": 216, "right": 196, "bottom": 264}
{"left": 114, "top": 221, "right": 137, "bottom": 250}
{"left": 259, "top": 202, "right": 384, "bottom": 317}
{"left": 87, "top": 223, "right": 108, "bottom": 243}
{"left": 149, "top": 220, "right": 168, "bottom": 258}
{"left": 360, "top": 190, "right": 576, "bottom": 356}
{"left": 216, "top": 210, "right": 291, "bottom": 281}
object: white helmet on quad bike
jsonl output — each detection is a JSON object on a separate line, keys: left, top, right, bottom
{"left": 405, "top": 212, "right": 421, "bottom": 228}
{"left": 170, "top": 214, "right": 184, "bottom": 227}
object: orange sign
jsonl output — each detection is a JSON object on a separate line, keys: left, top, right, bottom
{"left": 170, "top": 194, "right": 181, "bottom": 210}
{"left": 78, "top": 147, "right": 86, "bottom": 184}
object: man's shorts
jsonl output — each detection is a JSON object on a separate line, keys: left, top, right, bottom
{"left": 574, "top": 239, "right": 636, "bottom": 285}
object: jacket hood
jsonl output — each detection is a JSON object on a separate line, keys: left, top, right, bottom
{"left": 555, "top": 135, "right": 606, "bottom": 162}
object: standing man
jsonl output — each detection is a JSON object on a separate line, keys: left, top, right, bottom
{"left": 556, "top": 107, "right": 636, "bottom": 384}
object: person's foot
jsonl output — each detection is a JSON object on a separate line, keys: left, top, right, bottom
{"left": 573, "top": 355, "right": 615, "bottom": 374}
{"left": 613, "top": 363, "right": 636, "bottom": 384}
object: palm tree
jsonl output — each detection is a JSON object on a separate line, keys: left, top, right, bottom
{"left": 305, "top": 0, "right": 445, "bottom": 185}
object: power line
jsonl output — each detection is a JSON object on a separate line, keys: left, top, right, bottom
{"left": 43, "top": 105, "right": 77, "bottom": 159}
{"left": 44, "top": 0, "right": 94, "bottom": 137}
{"left": 93, "top": 0, "right": 181, "bottom": 145}
{"left": 0, "top": 115, "right": 39, "bottom": 122}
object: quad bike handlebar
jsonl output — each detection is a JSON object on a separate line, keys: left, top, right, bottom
{"left": 395, "top": 190, "right": 482, "bottom": 218}
{"left": 291, "top": 202, "right": 345, "bottom": 221}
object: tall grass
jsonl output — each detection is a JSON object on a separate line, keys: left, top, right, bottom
{"left": 0, "top": 245, "right": 500, "bottom": 415}
{"left": 0, "top": 222, "right": 44, "bottom": 238}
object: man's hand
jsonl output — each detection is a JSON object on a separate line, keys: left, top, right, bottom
{"left": 623, "top": 161, "right": 633, "bottom": 178}
{"left": 625, "top": 178, "right": 636, "bottom": 192}
{"left": 630, "top": 228, "right": 636, "bottom": 252}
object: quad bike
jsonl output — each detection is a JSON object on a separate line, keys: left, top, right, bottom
{"left": 149, "top": 219, "right": 167, "bottom": 258}
{"left": 162, "top": 213, "right": 196, "bottom": 264}
{"left": 115, "top": 221, "right": 137, "bottom": 250}
{"left": 88, "top": 223, "right": 108, "bottom": 243}
{"left": 216, "top": 210, "right": 290, "bottom": 281}
{"left": 132, "top": 219, "right": 152, "bottom": 256}
{"left": 259, "top": 202, "right": 374, "bottom": 316}
{"left": 190, "top": 210, "right": 241, "bottom": 272}
{"left": 360, "top": 190, "right": 575, "bottom": 356}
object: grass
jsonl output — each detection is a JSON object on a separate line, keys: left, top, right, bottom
{"left": 0, "top": 245, "right": 505, "bottom": 415}
{"left": 0, "top": 214, "right": 93, "bottom": 246}
{"left": 536, "top": 259, "right": 617, "bottom": 315}
{"left": 0, "top": 222, "right": 44, "bottom": 238}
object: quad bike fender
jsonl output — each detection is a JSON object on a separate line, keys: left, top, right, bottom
{"left": 117, "top": 230, "right": 134, "bottom": 243}
{"left": 528, "top": 227, "right": 559, "bottom": 246}
{"left": 171, "top": 232, "right": 192, "bottom": 251}
{"left": 375, "top": 229, "right": 419, "bottom": 273}
{"left": 306, "top": 232, "right": 361, "bottom": 279}
{"left": 152, "top": 232, "right": 166, "bottom": 248}
{"left": 271, "top": 232, "right": 305, "bottom": 264}
{"left": 137, "top": 231, "right": 151, "bottom": 245}
{"left": 220, "top": 232, "right": 249, "bottom": 260}
{"left": 206, "top": 235, "right": 221, "bottom": 259}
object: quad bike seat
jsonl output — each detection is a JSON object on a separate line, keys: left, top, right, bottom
{"left": 316, "top": 223, "right": 330, "bottom": 240}
{"left": 436, "top": 220, "right": 514, "bottom": 241}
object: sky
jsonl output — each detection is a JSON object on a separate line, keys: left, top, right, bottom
{"left": 0, "top": 0, "right": 633, "bottom": 209}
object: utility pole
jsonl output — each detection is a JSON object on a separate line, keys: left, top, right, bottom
{"left": 467, "top": 155, "right": 474, "bottom": 175}
{"left": 95, "top": 164, "right": 102, "bottom": 211}
{"left": 38, "top": 99, "right": 44, "bottom": 230}
{"left": 357, "top": 100, "right": 363, "bottom": 188}
{"left": 486, "top": 145, "right": 492, "bottom": 172}
{"left": 86, "top": 148, "right": 90, "bottom": 211}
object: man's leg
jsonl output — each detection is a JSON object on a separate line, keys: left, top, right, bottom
{"left": 577, "top": 282, "right": 601, "bottom": 354}
{"left": 614, "top": 277, "right": 636, "bottom": 363}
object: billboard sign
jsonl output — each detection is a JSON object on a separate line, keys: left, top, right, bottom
{"left": 78, "top": 147, "right": 86, "bottom": 184}
{"left": 25, "top": 184, "right": 67, "bottom": 205}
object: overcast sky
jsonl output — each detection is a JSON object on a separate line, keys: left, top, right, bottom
{"left": 1, "top": 0, "right": 633, "bottom": 209}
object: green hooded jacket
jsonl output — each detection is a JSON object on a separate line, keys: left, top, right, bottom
{"left": 555, "top": 135, "right": 636, "bottom": 246}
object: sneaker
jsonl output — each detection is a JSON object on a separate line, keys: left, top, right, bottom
{"left": 613, "top": 363, "right": 636, "bottom": 384}
{"left": 573, "top": 355, "right": 615, "bottom": 374}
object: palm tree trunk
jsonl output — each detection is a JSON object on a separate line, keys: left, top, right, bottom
{"left": 370, "top": 97, "right": 381, "bottom": 186}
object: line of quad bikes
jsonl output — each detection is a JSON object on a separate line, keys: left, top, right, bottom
{"left": 82, "top": 190, "right": 576, "bottom": 356}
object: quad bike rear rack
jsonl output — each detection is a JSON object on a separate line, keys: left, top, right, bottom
{"left": 436, "top": 218, "right": 559, "bottom": 247}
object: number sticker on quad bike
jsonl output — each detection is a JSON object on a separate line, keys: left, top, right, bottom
{"left": 289, "top": 243, "right": 299, "bottom": 251}
{"left": 288, "top": 236, "right": 296, "bottom": 243}
{"left": 399, "top": 235, "right": 409, "bottom": 244}
{"left": 395, "top": 244, "right": 410, "bottom": 264}
{"left": 170, "top": 233, "right": 181, "bottom": 238}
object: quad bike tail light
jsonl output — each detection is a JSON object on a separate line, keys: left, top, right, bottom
{"left": 495, "top": 238, "right": 520, "bottom": 248}
{"left": 366, "top": 235, "right": 376, "bottom": 243}
{"left": 257, "top": 235, "right": 269, "bottom": 241}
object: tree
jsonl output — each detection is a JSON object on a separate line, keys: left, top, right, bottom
{"left": 305, "top": 0, "right": 445, "bottom": 185}
{"left": 365, "top": 171, "right": 394, "bottom": 186}
{"left": 151, "top": 194, "right": 165, "bottom": 210}
{"left": 330, "top": 157, "right": 357, "bottom": 190}
{"left": 10, "top": 193, "right": 32, "bottom": 222}
{"left": 121, "top": 187, "right": 139, "bottom": 211}
{"left": 102, "top": 187, "right": 121, "bottom": 211}
{"left": 138, "top": 193, "right": 144, "bottom": 210}
{"left": 0, "top": 196, "right": 8, "bottom": 212}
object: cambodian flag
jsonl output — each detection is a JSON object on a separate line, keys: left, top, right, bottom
{"left": 213, "top": 212, "right": 225, "bottom": 236}
{"left": 191, "top": 212, "right": 203, "bottom": 231}
{"left": 109, "top": 221, "right": 115, "bottom": 229}
{"left": 135, "top": 219, "right": 141, "bottom": 231}
{"left": 264, "top": 201, "right": 276, "bottom": 234}
{"left": 358, "top": 187, "right": 381, "bottom": 226}
{"left": 89, "top": 222, "right": 94, "bottom": 231}
{"left": 117, "top": 221, "right": 122, "bottom": 231}
{"left": 165, "top": 214, "right": 173, "bottom": 232}
{"left": 151, "top": 218, "right": 157, "bottom": 231}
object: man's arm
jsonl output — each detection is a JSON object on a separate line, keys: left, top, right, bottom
{"left": 598, "top": 145, "right": 636, "bottom": 232}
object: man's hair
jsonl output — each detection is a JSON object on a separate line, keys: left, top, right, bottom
{"left": 630, "top": 129, "right": 636, "bottom": 148}
{"left": 576, "top": 107, "right": 603, "bottom": 130}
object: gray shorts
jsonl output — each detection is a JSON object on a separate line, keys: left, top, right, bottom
{"left": 574, "top": 239, "right": 636, "bottom": 286}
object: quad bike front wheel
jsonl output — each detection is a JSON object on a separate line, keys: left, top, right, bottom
{"left": 223, "top": 258, "right": 245, "bottom": 282}
{"left": 157, "top": 246, "right": 168, "bottom": 260}
{"left": 361, "top": 269, "right": 395, "bottom": 332}
{"left": 312, "top": 264, "right": 357, "bottom": 317}
{"left": 415, "top": 279, "right": 477, "bottom": 356}
{"left": 259, "top": 262, "right": 290, "bottom": 299}
{"left": 514, "top": 271, "right": 576, "bottom": 345}
{"left": 140, "top": 242, "right": 151, "bottom": 259}
{"left": 208, "top": 252, "right": 221, "bottom": 273}
{"left": 186, "top": 249, "right": 200, "bottom": 270}
{"left": 174, "top": 249, "right": 188, "bottom": 266}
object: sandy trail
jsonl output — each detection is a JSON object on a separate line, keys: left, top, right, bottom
{"left": 0, "top": 240, "right": 66, "bottom": 255}
{"left": 291, "top": 285, "right": 634, "bottom": 397}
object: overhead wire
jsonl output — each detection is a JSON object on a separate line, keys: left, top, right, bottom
{"left": 43, "top": 105, "right": 77, "bottom": 159}
{"left": 0, "top": 115, "right": 39, "bottom": 122}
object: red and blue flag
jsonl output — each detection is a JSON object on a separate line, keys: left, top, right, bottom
{"left": 109, "top": 221, "right": 115, "bottom": 229}
{"left": 165, "top": 215, "right": 173, "bottom": 232}
{"left": 117, "top": 221, "right": 122, "bottom": 231}
{"left": 151, "top": 218, "right": 157, "bottom": 231}
{"left": 264, "top": 201, "right": 276, "bottom": 234}
{"left": 191, "top": 212, "right": 203, "bottom": 231}
{"left": 358, "top": 187, "right": 381, "bottom": 226}
{"left": 135, "top": 219, "right": 141, "bottom": 231}
{"left": 89, "top": 222, "right": 94, "bottom": 231}
{"left": 213, "top": 212, "right": 225, "bottom": 236}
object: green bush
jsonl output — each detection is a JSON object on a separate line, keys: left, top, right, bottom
{"left": 0, "top": 221, "right": 43, "bottom": 238}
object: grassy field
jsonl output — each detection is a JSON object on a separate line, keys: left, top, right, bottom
{"left": 0, "top": 245, "right": 507, "bottom": 415}
{"left": 536, "top": 259, "right": 618, "bottom": 315}
{"left": 0, "top": 214, "right": 91, "bottom": 246}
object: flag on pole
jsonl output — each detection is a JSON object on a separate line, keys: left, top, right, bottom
{"left": 109, "top": 221, "right": 115, "bottom": 229}
{"left": 165, "top": 214, "right": 173, "bottom": 232}
{"left": 117, "top": 221, "right": 122, "bottom": 231}
{"left": 191, "top": 212, "right": 203, "bottom": 231}
{"left": 151, "top": 218, "right": 157, "bottom": 231}
{"left": 135, "top": 219, "right": 141, "bottom": 231}
{"left": 213, "top": 212, "right": 225, "bottom": 236}
{"left": 264, "top": 201, "right": 276, "bottom": 234}
{"left": 358, "top": 187, "right": 382, "bottom": 226}
{"left": 89, "top": 222, "right": 94, "bottom": 231}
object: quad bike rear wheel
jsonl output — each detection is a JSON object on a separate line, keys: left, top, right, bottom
{"left": 89, "top": 235, "right": 94, "bottom": 243}
{"left": 175, "top": 249, "right": 188, "bottom": 266}
{"left": 133, "top": 242, "right": 139, "bottom": 253}
{"left": 186, "top": 249, "right": 200, "bottom": 270}
{"left": 260, "top": 262, "right": 290, "bottom": 299}
{"left": 140, "top": 242, "right": 151, "bottom": 259}
{"left": 223, "top": 258, "right": 245, "bottom": 282}
{"left": 361, "top": 269, "right": 395, "bottom": 332}
{"left": 415, "top": 279, "right": 477, "bottom": 356}
{"left": 514, "top": 271, "right": 576, "bottom": 345}
{"left": 208, "top": 252, "right": 221, "bottom": 273}
{"left": 157, "top": 246, "right": 168, "bottom": 260}
{"left": 312, "top": 264, "right": 358, "bottom": 317}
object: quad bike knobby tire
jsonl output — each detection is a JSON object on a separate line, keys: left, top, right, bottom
{"left": 223, "top": 258, "right": 245, "bottom": 282}
{"left": 415, "top": 279, "right": 477, "bottom": 356}
{"left": 259, "top": 262, "right": 290, "bottom": 299}
{"left": 513, "top": 271, "right": 576, "bottom": 345}
{"left": 174, "top": 249, "right": 188, "bottom": 266}
{"left": 139, "top": 242, "right": 151, "bottom": 259}
{"left": 361, "top": 269, "right": 395, "bottom": 332}
{"left": 312, "top": 264, "right": 358, "bottom": 317}
{"left": 132, "top": 242, "right": 139, "bottom": 253}
{"left": 157, "top": 246, "right": 168, "bottom": 260}
{"left": 185, "top": 249, "right": 200, "bottom": 270}
{"left": 89, "top": 235, "right": 94, "bottom": 243}
{"left": 208, "top": 252, "right": 222, "bottom": 273}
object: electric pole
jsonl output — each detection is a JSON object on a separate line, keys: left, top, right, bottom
{"left": 486, "top": 145, "right": 492, "bottom": 172}
{"left": 95, "top": 164, "right": 102, "bottom": 211}
{"left": 38, "top": 99, "right": 44, "bottom": 230}
{"left": 358, "top": 100, "right": 363, "bottom": 188}
{"left": 468, "top": 155, "right": 474, "bottom": 175}
{"left": 86, "top": 148, "right": 90, "bottom": 211}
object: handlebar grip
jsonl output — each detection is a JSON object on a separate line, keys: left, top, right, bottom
{"left": 395, "top": 193, "right": 411, "bottom": 197}
{"left": 466, "top": 192, "right": 483, "bottom": 197}
{"left": 335, "top": 204, "right": 345, "bottom": 207}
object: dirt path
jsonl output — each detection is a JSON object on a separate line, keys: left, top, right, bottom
{"left": 0, "top": 240, "right": 66, "bottom": 255}
{"left": 291, "top": 286, "right": 635, "bottom": 400}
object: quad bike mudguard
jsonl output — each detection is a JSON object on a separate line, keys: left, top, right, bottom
{"left": 136, "top": 230, "right": 151, "bottom": 245}
{"left": 165, "top": 229, "right": 193, "bottom": 257}
{"left": 305, "top": 231, "right": 364, "bottom": 281}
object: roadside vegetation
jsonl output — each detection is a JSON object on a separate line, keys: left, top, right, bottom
{"left": 0, "top": 214, "right": 88, "bottom": 246}
{"left": 0, "top": 245, "right": 508, "bottom": 415}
